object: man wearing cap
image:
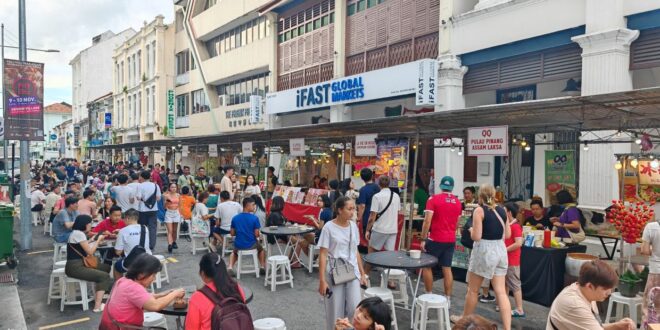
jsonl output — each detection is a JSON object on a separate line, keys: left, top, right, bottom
{"left": 420, "top": 176, "right": 462, "bottom": 299}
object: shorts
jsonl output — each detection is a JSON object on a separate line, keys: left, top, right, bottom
{"left": 505, "top": 266, "right": 521, "bottom": 293}
{"left": 114, "top": 257, "right": 127, "bottom": 273}
{"left": 369, "top": 231, "right": 397, "bottom": 251}
{"left": 468, "top": 239, "right": 508, "bottom": 280}
{"left": 212, "top": 227, "right": 231, "bottom": 236}
{"left": 232, "top": 242, "right": 264, "bottom": 255}
{"left": 164, "top": 210, "right": 181, "bottom": 223}
{"left": 425, "top": 240, "right": 455, "bottom": 268}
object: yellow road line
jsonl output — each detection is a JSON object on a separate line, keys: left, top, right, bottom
{"left": 38, "top": 317, "right": 90, "bottom": 329}
{"left": 26, "top": 249, "right": 53, "bottom": 255}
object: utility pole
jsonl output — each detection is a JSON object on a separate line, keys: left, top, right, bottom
{"left": 18, "top": 0, "right": 32, "bottom": 250}
{"left": 2, "top": 24, "right": 8, "bottom": 173}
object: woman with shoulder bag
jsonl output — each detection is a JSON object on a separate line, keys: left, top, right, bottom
{"left": 65, "top": 214, "right": 113, "bottom": 312}
{"left": 451, "top": 184, "right": 512, "bottom": 330}
{"left": 550, "top": 189, "right": 585, "bottom": 244}
{"left": 318, "top": 196, "right": 369, "bottom": 330}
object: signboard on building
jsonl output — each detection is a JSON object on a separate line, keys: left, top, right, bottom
{"left": 73, "top": 125, "right": 80, "bottom": 147}
{"left": 208, "top": 144, "right": 218, "bottom": 157}
{"left": 266, "top": 59, "right": 437, "bottom": 114}
{"left": 355, "top": 134, "right": 378, "bottom": 156}
{"left": 3, "top": 59, "right": 44, "bottom": 140}
{"left": 290, "top": 138, "right": 305, "bottom": 156}
{"left": 167, "top": 90, "right": 175, "bottom": 137}
{"left": 416, "top": 60, "right": 437, "bottom": 106}
{"left": 467, "top": 126, "right": 508, "bottom": 156}
{"left": 104, "top": 113, "right": 112, "bottom": 129}
{"left": 545, "top": 150, "right": 576, "bottom": 204}
{"left": 242, "top": 142, "right": 253, "bottom": 157}
{"left": 143, "top": 147, "right": 149, "bottom": 154}
{"left": 249, "top": 95, "right": 262, "bottom": 124}
{"left": 182, "top": 145, "right": 189, "bottom": 157}
{"left": 160, "top": 146, "right": 166, "bottom": 156}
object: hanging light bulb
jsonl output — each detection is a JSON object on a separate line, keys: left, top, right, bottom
{"left": 524, "top": 145, "right": 531, "bottom": 151}
{"left": 652, "top": 159, "right": 660, "bottom": 169}
{"left": 313, "top": 160, "right": 317, "bottom": 165}
{"left": 512, "top": 136, "right": 518, "bottom": 144}
{"left": 450, "top": 143, "right": 455, "bottom": 152}
{"left": 583, "top": 142, "right": 589, "bottom": 151}
{"left": 458, "top": 147, "right": 463, "bottom": 156}
{"left": 651, "top": 155, "right": 655, "bottom": 160}
{"left": 614, "top": 160, "right": 623, "bottom": 170}
{"left": 413, "top": 144, "right": 417, "bottom": 150}
{"left": 635, "top": 134, "right": 642, "bottom": 145}
{"left": 616, "top": 130, "right": 622, "bottom": 137}
{"left": 520, "top": 139, "right": 528, "bottom": 147}
{"left": 325, "top": 159, "right": 330, "bottom": 164}
{"left": 631, "top": 157, "right": 639, "bottom": 168}
{"left": 331, "top": 148, "right": 336, "bottom": 152}
{"left": 303, "top": 159, "right": 307, "bottom": 163}
{"left": 542, "top": 134, "right": 547, "bottom": 142}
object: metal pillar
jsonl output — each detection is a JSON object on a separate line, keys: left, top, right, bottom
{"left": 1, "top": 24, "right": 7, "bottom": 174}
{"left": 406, "top": 132, "right": 420, "bottom": 249}
{"left": 18, "top": 0, "right": 32, "bottom": 250}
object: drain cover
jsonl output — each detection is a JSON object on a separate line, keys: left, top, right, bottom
{"left": 0, "top": 273, "right": 14, "bottom": 283}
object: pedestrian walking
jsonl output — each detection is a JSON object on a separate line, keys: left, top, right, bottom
{"left": 137, "top": 170, "right": 161, "bottom": 251}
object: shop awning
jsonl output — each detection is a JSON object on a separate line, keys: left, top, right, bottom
{"left": 96, "top": 86, "right": 660, "bottom": 150}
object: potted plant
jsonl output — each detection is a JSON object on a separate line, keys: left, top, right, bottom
{"left": 619, "top": 270, "right": 642, "bottom": 297}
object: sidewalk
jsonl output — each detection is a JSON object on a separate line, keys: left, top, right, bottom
{"left": 0, "top": 284, "right": 28, "bottom": 330}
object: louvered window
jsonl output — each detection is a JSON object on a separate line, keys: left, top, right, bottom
{"left": 464, "top": 45, "right": 582, "bottom": 94}
{"left": 631, "top": 27, "right": 660, "bottom": 70}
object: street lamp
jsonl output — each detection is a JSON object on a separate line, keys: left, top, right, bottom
{"left": 1, "top": 44, "right": 60, "bottom": 53}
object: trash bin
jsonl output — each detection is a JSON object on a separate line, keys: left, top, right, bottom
{"left": 0, "top": 204, "right": 16, "bottom": 268}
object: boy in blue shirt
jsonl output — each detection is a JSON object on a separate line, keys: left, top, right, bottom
{"left": 228, "top": 196, "right": 266, "bottom": 275}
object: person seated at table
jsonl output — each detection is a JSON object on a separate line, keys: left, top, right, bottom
{"left": 228, "top": 197, "right": 266, "bottom": 275}
{"left": 113, "top": 209, "right": 151, "bottom": 279}
{"left": 524, "top": 199, "right": 551, "bottom": 230}
{"left": 99, "top": 254, "right": 185, "bottom": 329}
{"left": 265, "top": 196, "right": 289, "bottom": 246}
{"left": 93, "top": 205, "right": 126, "bottom": 238}
{"left": 186, "top": 253, "right": 248, "bottom": 329}
{"left": 52, "top": 196, "right": 79, "bottom": 243}
{"left": 291, "top": 195, "right": 333, "bottom": 268}
{"left": 550, "top": 190, "right": 584, "bottom": 244}
{"left": 212, "top": 190, "right": 242, "bottom": 253}
{"left": 252, "top": 194, "right": 267, "bottom": 229}
{"left": 78, "top": 189, "right": 98, "bottom": 219}
{"left": 451, "top": 314, "right": 497, "bottom": 330}
{"left": 547, "top": 260, "right": 635, "bottom": 330}
{"left": 65, "top": 215, "right": 113, "bottom": 313}
{"left": 334, "top": 297, "right": 392, "bottom": 330}
{"left": 98, "top": 196, "right": 116, "bottom": 221}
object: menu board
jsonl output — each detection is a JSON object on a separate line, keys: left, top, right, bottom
{"left": 272, "top": 185, "right": 304, "bottom": 204}
{"left": 375, "top": 139, "right": 409, "bottom": 189}
{"left": 304, "top": 188, "right": 330, "bottom": 206}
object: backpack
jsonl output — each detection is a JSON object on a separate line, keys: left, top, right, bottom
{"left": 460, "top": 217, "right": 474, "bottom": 249}
{"left": 122, "top": 225, "right": 146, "bottom": 268}
{"left": 199, "top": 286, "right": 254, "bottom": 330}
{"left": 143, "top": 183, "right": 158, "bottom": 209}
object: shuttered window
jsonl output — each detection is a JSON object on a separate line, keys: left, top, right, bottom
{"left": 464, "top": 155, "right": 477, "bottom": 183}
{"left": 464, "top": 45, "right": 582, "bottom": 94}
{"left": 631, "top": 27, "right": 660, "bottom": 70}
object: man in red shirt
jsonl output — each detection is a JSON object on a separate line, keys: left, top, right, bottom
{"left": 93, "top": 205, "right": 126, "bottom": 238}
{"left": 151, "top": 164, "right": 163, "bottom": 189}
{"left": 503, "top": 202, "right": 525, "bottom": 317}
{"left": 420, "top": 176, "right": 462, "bottom": 297}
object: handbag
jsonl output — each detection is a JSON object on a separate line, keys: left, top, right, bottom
{"left": 330, "top": 224, "right": 357, "bottom": 285}
{"left": 69, "top": 243, "right": 98, "bottom": 269}
{"left": 191, "top": 204, "right": 210, "bottom": 236}
{"left": 567, "top": 226, "right": 586, "bottom": 243}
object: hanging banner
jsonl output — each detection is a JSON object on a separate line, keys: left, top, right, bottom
{"left": 242, "top": 142, "right": 253, "bottom": 156}
{"left": 160, "top": 146, "right": 166, "bottom": 155}
{"left": 290, "top": 138, "right": 305, "bottom": 156}
{"left": 375, "top": 139, "right": 409, "bottom": 189}
{"left": 104, "top": 113, "right": 112, "bottom": 129}
{"left": 355, "top": 134, "right": 378, "bottom": 156}
{"left": 131, "top": 147, "right": 136, "bottom": 155}
{"left": 467, "top": 126, "right": 508, "bottom": 156}
{"left": 182, "top": 145, "right": 189, "bottom": 157}
{"left": 545, "top": 150, "right": 576, "bottom": 204}
{"left": 208, "top": 144, "right": 218, "bottom": 157}
{"left": 416, "top": 59, "right": 437, "bottom": 106}
{"left": 167, "top": 89, "right": 175, "bottom": 137}
{"left": 249, "top": 95, "right": 262, "bottom": 124}
{"left": 3, "top": 59, "right": 44, "bottom": 140}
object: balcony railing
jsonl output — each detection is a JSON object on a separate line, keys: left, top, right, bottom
{"left": 176, "top": 116, "right": 189, "bottom": 128}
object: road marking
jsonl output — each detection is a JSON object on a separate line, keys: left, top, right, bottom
{"left": 38, "top": 317, "right": 90, "bottom": 329}
{"left": 166, "top": 257, "right": 178, "bottom": 263}
{"left": 26, "top": 249, "right": 53, "bottom": 255}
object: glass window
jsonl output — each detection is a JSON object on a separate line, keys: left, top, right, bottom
{"left": 314, "top": 19, "right": 321, "bottom": 30}
{"left": 378, "top": 0, "right": 385, "bottom": 3}
{"left": 368, "top": 0, "right": 378, "bottom": 8}
{"left": 246, "top": 79, "right": 253, "bottom": 99}
{"left": 259, "top": 17, "right": 266, "bottom": 39}
{"left": 357, "top": 0, "right": 366, "bottom": 11}
{"left": 230, "top": 31, "right": 235, "bottom": 50}
{"left": 246, "top": 22, "right": 253, "bottom": 44}
{"left": 228, "top": 84, "right": 235, "bottom": 105}
{"left": 348, "top": 3, "right": 356, "bottom": 16}
{"left": 330, "top": 12, "right": 335, "bottom": 23}
{"left": 240, "top": 26, "right": 247, "bottom": 46}
{"left": 266, "top": 17, "right": 271, "bottom": 37}
{"left": 176, "top": 95, "right": 188, "bottom": 117}
{"left": 321, "top": 16, "right": 329, "bottom": 27}
{"left": 236, "top": 28, "right": 242, "bottom": 48}
{"left": 206, "top": 40, "right": 217, "bottom": 57}
{"left": 292, "top": 28, "right": 298, "bottom": 38}
{"left": 284, "top": 31, "right": 291, "bottom": 41}
{"left": 278, "top": 34, "right": 284, "bottom": 43}
{"left": 306, "top": 22, "right": 313, "bottom": 33}
{"left": 298, "top": 26, "right": 305, "bottom": 36}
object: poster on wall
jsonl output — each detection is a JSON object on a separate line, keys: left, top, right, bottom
{"left": 208, "top": 144, "right": 218, "bottom": 157}
{"left": 355, "top": 134, "right": 377, "bottom": 156}
{"left": 636, "top": 160, "right": 660, "bottom": 202}
{"left": 544, "top": 150, "right": 576, "bottom": 205}
{"left": 290, "top": 138, "right": 305, "bottom": 156}
{"left": 3, "top": 59, "right": 44, "bottom": 140}
{"left": 242, "top": 142, "right": 253, "bottom": 157}
{"left": 375, "top": 139, "right": 409, "bottom": 189}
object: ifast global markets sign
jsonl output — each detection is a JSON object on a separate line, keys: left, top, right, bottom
{"left": 267, "top": 59, "right": 437, "bottom": 115}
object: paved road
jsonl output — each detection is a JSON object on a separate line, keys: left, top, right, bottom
{"left": 14, "top": 223, "right": 551, "bottom": 330}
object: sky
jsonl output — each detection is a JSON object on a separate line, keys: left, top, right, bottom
{"left": 0, "top": 0, "right": 174, "bottom": 106}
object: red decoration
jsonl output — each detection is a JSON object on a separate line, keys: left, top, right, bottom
{"left": 607, "top": 198, "right": 656, "bottom": 243}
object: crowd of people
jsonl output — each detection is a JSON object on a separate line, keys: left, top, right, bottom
{"left": 26, "top": 158, "right": 643, "bottom": 329}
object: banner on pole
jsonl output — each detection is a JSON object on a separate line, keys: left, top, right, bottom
{"left": 209, "top": 144, "right": 218, "bottom": 157}
{"left": 545, "top": 150, "right": 576, "bottom": 204}
{"left": 355, "top": 134, "right": 378, "bottom": 156}
{"left": 249, "top": 95, "right": 262, "bottom": 124}
{"left": 415, "top": 59, "right": 437, "bottom": 106}
{"left": 290, "top": 138, "right": 305, "bottom": 156}
{"left": 242, "top": 142, "right": 253, "bottom": 157}
{"left": 3, "top": 59, "right": 44, "bottom": 140}
{"left": 167, "top": 90, "right": 175, "bottom": 137}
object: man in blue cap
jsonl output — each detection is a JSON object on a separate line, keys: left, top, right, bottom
{"left": 420, "top": 175, "right": 462, "bottom": 300}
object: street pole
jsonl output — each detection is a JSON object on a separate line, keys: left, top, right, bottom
{"left": 1, "top": 24, "right": 7, "bottom": 174}
{"left": 18, "top": 0, "right": 32, "bottom": 250}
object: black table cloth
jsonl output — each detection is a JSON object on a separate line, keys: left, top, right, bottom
{"left": 362, "top": 251, "right": 437, "bottom": 270}
{"left": 521, "top": 244, "right": 586, "bottom": 307}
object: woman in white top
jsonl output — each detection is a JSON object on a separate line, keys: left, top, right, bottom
{"left": 191, "top": 191, "right": 213, "bottom": 240}
{"left": 244, "top": 174, "right": 261, "bottom": 198}
{"left": 318, "top": 196, "right": 368, "bottom": 330}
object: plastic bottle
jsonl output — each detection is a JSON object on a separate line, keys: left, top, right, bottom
{"left": 543, "top": 228, "right": 551, "bottom": 248}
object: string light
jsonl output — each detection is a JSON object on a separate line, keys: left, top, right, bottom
{"left": 450, "top": 143, "right": 455, "bottom": 152}
{"left": 458, "top": 147, "right": 463, "bottom": 156}
{"left": 616, "top": 130, "right": 622, "bottom": 137}
{"left": 631, "top": 157, "right": 639, "bottom": 168}
{"left": 512, "top": 136, "right": 518, "bottom": 144}
{"left": 652, "top": 159, "right": 660, "bottom": 170}
{"left": 524, "top": 145, "right": 531, "bottom": 151}
{"left": 614, "top": 160, "right": 623, "bottom": 170}
{"left": 635, "top": 134, "right": 642, "bottom": 145}
{"left": 583, "top": 142, "right": 589, "bottom": 151}
{"left": 520, "top": 139, "right": 527, "bottom": 147}
{"left": 542, "top": 134, "right": 547, "bottom": 142}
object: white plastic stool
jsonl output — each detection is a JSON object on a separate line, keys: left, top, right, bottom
{"left": 236, "top": 249, "right": 260, "bottom": 279}
{"left": 157, "top": 222, "right": 167, "bottom": 236}
{"left": 190, "top": 235, "right": 208, "bottom": 255}
{"left": 143, "top": 312, "right": 169, "bottom": 329}
{"left": 300, "top": 244, "right": 320, "bottom": 273}
{"left": 253, "top": 318, "right": 286, "bottom": 330}
{"left": 605, "top": 292, "right": 642, "bottom": 325}
{"left": 413, "top": 294, "right": 450, "bottom": 330}
{"left": 381, "top": 269, "right": 410, "bottom": 308}
{"left": 43, "top": 217, "right": 51, "bottom": 235}
{"left": 221, "top": 234, "right": 234, "bottom": 257}
{"left": 364, "top": 287, "right": 399, "bottom": 330}
{"left": 53, "top": 260, "right": 67, "bottom": 269}
{"left": 176, "top": 220, "right": 191, "bottom": 241}
{"left": 48, "top": 267, "right": 65, "bottom": 305}
{"left": 32, "top": 211, "right": 42, "bottom": 226}
{"left": 154, "top": 255, "right": 170, "bottom": 289}
{"left": 264, "top": 256, "right": 294, "bottom": 291}
{"left": 60, "top": 277, "right": 93, "bottom": 311}
{"left": 53, "top": 242, "right": 66, "bottom": 263}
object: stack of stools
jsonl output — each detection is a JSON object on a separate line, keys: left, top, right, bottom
{"left": 236, "top": 249, "right": 260, "bottom": 279}
{"left": 264, "top": 255, "right": 294, "bottom": 291}
{"left": 253, "top": 318, "right": 286, "bottom": 330}
{"left": 47, "top": 267, "right": 66, "bottom": 305}
{"left": 604, "top": 292, "right": 643, "bottom": 326}
{"left": 381, "top": 269, "right": 410, "bottom": 308}
{"left": 364, "top": 287, "right": 398, "bottom": 330}
{"left": 413, "top": 294, "right": 450, "bottom": 330}
{"left": 154, "top": 255, "right": 170, "bottom": 289}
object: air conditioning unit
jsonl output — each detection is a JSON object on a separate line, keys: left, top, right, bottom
{"left": 218, "top": 95, "right": 228, "bottom": 106}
